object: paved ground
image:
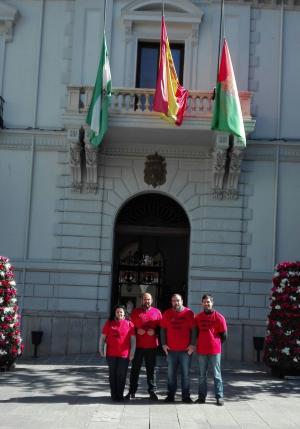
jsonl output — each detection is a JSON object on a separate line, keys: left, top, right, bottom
{"left": 0, "top": 354, "right": 300, "bottom": 429}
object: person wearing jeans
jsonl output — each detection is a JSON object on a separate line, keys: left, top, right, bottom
{"left": 99, "top": 305, "right": 136, "bottom": 401}
{"left": 195, "top": 294, "right": 227, "bottom": 406}
{"left": 161, "top": 294, "right": 196, "bottom": 403}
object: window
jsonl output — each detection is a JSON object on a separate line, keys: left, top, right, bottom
{"left": 136, "top": 41, "right": 184, "bottom": 88}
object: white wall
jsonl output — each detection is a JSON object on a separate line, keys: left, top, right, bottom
{"left": 3, "top": 0, "right": 41, "bottom": 128}
{"left": 71, "top": 0, "right": 104, "bottom": 85}
{"left": 280, "top": 11, "right": 300, "bottom": 139}
{"left": 277, "top": 161, "right": 300, "bottom": 262}
{"left": 245, "top": 159, "right": 275, "bottom": 272}
{"left": 0, "top": 148, "right": 31, "bottom": 258}
{"left": 28, "top": 151, "right": 61, "bottom": 259}
{"left": 36, "top": 0, "right": 65, "bottom": 128}
{"left": 251, "top": 9, "right": 282, "bottom": 139}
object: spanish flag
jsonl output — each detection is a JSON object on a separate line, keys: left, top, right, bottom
{"left": 153, "top": 16, "right": 188, "bottom": 126}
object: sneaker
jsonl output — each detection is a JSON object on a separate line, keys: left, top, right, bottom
{"left": 164, "top": 395, "right": 175, "bottom": 403}
{"left": 194, "top": 397, "right": 206, "bottom": 404}
{"left": 149, "top": 391, "right": 159, "bottom": 401}
{"left": 216, "top": 398, "right": 224, "bottom": 406}
{"left": 182, "top": 397, "right": 193, "bottom": 403}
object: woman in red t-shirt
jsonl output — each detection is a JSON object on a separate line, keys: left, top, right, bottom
{"left": 99, "top": 305, "right": 136, "bottom": 401}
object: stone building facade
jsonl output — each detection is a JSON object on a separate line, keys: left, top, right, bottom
{"left": 1, "top": 0, "right": 300, "bottom": 361}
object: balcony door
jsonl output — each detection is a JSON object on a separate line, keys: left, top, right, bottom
{"left": 136, "top": 41, "right": 185, "bottom": 89}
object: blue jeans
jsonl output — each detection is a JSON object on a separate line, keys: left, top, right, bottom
{"left": 197, "top": 353, "right": 223, "bottom": 399}
{"left": 167, "top": 351, "right": 191, "bottom": 399}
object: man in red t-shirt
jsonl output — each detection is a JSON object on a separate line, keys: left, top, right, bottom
{"left": 161, "top": 294, "right": 196, "bottom": 403}
{"left": 195, "top": 294, "right": 227, "bottom": 406}
{"left": 125, "top": 293, "right": 162, "bottom": 400}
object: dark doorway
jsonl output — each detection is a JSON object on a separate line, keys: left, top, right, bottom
{"left": 112, "top": 193, "right": 190, "bottom": 314}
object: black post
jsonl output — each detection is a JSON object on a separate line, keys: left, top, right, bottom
{"left": 253, "top": 336, "right": 265, "bottom": 363}
{"left": 31, "top": 331, "right": 43, "bottom": 358}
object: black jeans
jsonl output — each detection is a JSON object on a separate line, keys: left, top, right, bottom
{"left": 106, "top": 356, "right": 129, "bottom": 400}
{"left": 129, "top": 348, "right": 157, "bottom": 394}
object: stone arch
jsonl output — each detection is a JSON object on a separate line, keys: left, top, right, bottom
{"left": 111, "top": 191, "right": 191, "bottom": 313}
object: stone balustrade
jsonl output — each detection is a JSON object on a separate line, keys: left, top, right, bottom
{"left": 66, "top": 85, "right": 252, "bottom": 120}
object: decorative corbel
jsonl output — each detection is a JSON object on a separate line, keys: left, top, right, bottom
{"left": 211, "top": 133, "right": 229, "bottom": 199}
{"left": 85, "top": 141, "right": 99, "bottom": 193}
{"left": 226, "top": 147, "right": 243, "bottom": 199}
{"left": 225, "top": 136, "right": 245, "bottom": 199}
{"left": 68, "top": 127, "right": 84, "bottom": 192}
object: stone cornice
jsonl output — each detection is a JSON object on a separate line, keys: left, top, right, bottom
{"left": 209, "top": 0, "right": 300, "bottom": 11}
{"left": 0, "top": 129, "right": 67, "bottom": 150}
{"left": 103, "top": 141, "right": 210, "bottom": 159}
{"left": 245, "top": 140, "right": 300, "bottom": 161}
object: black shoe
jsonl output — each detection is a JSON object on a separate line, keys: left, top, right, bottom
{"left": 149, "top": 391, "right": 159, "bottom": 401}
{"left": 164, "top": 395, "right": 175, "bottom": 403}
{"left": 182, "top": 397, "right": 193, "bottom": 403}
{"left": 194, "top": 397, "right": 206, "bottom": 404}
{"left": 216, "top": 398, "right": 224, "bottom": 406}
{"left": 124, "top": 392, "right": 135, "bottom": 400}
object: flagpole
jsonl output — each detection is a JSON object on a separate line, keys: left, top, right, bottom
{"left": 162, "top": 1, "right": 165, "bottom": 16}
{"left": 215, "top": 0, "right": 225, "bottom": 87}
{"left": 104, "top": 0, "right": 107, "bottom": 29}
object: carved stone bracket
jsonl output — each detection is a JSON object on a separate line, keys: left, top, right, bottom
{"left": 211, "top": 134, "right": 229, "bottom": 199}
{"left": 70, "top": 141, "right": 82, "bottom": 192}
{"left": 85, "top": 142, "right": 99, "bottom": 193}
{"left": 211, "top": 134, "right": 245, "bottom": 200}
{"left": 227, "top": 147, "right": 243, "bottom": 199}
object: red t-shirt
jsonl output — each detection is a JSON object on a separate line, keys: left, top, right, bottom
{"left": 102, "top": 319, "right": 135, "bottom": 358}
{"left": 161, "top": 307, "right": 195, "bottom": 351}
{"left": 130, "top": 307, "right": 162, "bottom": 349}
{"left": 195, "top": 311, "right": 227, "bottom": 355}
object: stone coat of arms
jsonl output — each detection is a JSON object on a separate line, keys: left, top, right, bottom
{"left": 144, "top": 152, "right": 167, "bottom": 188}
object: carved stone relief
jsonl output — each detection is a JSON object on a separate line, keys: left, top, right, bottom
{"left": 67, "top": 126, "right": 99, "bottom": 193}
{"left": 211, "top": 134, "right": 245, "bottom": 200}
{"left": 85, "top": 142, "right": 99, "bottom": 193}
{"left": 144, "top": 152, "right": 167, "bottom": 188}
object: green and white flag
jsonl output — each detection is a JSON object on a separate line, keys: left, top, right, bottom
{"left": 86, "top": 32, "right": 112, "bottom": 146}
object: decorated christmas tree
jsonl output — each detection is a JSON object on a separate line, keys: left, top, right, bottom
{"left": 0, "top": 256, "right": 23, "bottom": 369}
{"left": 264, "top": 261, "right": 300, "bottom": 376}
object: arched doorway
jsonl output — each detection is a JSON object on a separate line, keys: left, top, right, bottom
{"left": 112, "top": 193, "right": 190, "bottom": 314}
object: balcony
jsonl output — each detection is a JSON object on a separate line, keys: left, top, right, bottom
{"left": 63, "top": 85, "right": 254, "bottom": 133}
{"left": 64, "top": 85, "right": 255, "bottom": 199}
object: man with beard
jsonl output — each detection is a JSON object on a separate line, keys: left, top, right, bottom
{"left": 125, "top": 293, "right": 162, "bottom": 400}
{"left": 195, "top": 294, "right": 227, "bottom": 406}
{"left": 161, "top": 294, "right": 196, "bottom": 403}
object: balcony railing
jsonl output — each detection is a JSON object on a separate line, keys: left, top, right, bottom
{"left": 0, "top": 96, "right": 4, "bottom": 129}
{"left": 65, "top": 86, "right": 252, "bottom": 120}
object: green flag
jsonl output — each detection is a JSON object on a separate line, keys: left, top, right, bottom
{"left": 86, "top": 32, "right": 112, "bottom": 146}
{"left": 211, "top": 38, "right": 246, "bottom": 145}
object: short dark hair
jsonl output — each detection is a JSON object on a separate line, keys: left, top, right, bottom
{"left": 202, "top": 294, "right": 214, "bottom": 302}
{"left": 109, "top": 304, "right": 126, "bottom": 320}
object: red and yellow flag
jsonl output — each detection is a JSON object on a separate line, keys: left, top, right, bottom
{"left": 153, "top": 16, "right": 188, "bottom": 126}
